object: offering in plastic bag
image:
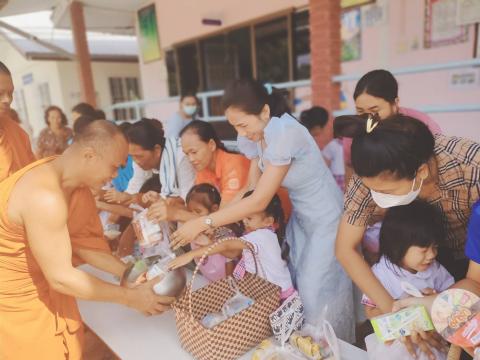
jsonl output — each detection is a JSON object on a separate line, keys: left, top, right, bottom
{"left": 431, "top": 288, "right": 480, "bottom": 349}
{"left": 290, "top": 306, "right": 340, "bottom": 360}
{"left": 132, "top": 208, "right": 166, "bottom": 247}
{"left": 201, "top": 312, "right": 228, "bottom": 329}
{"left": 201, "top": 277, "right": 254, "bottom": 329}
{"left": 251, "top": 339, "right": 304, "bottom": 360}
{"left": 371, "top": 305, "right": 434, "bottom": 342}
{"left": 223, "top": 277, "right": 254, "bottom": 317}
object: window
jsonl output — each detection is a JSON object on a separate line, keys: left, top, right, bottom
{"left": 293, "top": 11, "right": 310, "bottom": 80}
{"left": 165, "top": 50, "right": 179, "bottom": 96}
{"left": 38, "top": 82, "right": 51, "bottom": 112}
{"left": 200, "top": 27, "right": 253, "bottom": 116}
{"left": 255, "top": 17, "right": 290, "bottom": 83}
{"left": 12, "top": 89, "right": 29, "bottom": 124}
{"left": 177, "top": 43, "right": 200, "bottom": 94}
{"left": 109, "top": 77, "right": 141, "bottom": 120}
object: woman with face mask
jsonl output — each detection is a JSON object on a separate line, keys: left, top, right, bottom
{"left": 169, "top": 79, "right": 355, "bottom": 342}
{"left": 164, "top": 91, "right": 199, "bottom": 138}
{"left": 334, "top": 113, "right": 480, "bottom": 313}
{"left": 343, "top": 69, "right": 442, "bottom": 183}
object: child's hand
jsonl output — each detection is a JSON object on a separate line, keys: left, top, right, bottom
{"left": 420, "top": 288, "right": 436, "bottom": 296}
{"left": 142, "top": 191, "right": 160, "bottom": 205}
{"left": 168, "top": 253, "right": 194, "bottom": 270}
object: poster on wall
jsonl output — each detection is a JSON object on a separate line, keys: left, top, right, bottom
{"left": 362, "top": 0, "right": 387, "bottom": 28}
{"left": 341, "top": 8, "right": 362, "bottom": 61}
{"left": 341, "top": 0, "right": 374, "bottom": 9}
{"left": 137, "top": 4, "right": 162, "bottom": 63}
{"left": 456, "top": 0, "right": 480, "bottom": 26}
{"left": 424, "top": 0, "right": 468, "bottom": 48}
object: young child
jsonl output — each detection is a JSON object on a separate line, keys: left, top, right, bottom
{"left": 300, "top": 106, "right": 345, "bottom": 191}
{"left": 362, "top": 200, "right": 454, "bottom": 359}
{"left": 186, "top": 183, "right": 236, "bottom": 282}
{"left": 170, "top": 191, "right": 295, "bottom": 300}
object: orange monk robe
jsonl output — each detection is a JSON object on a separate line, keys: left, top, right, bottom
{"left": 0, "top": 115, "right": 35, "bottom": 181}
{"left": 0, "top": 158, "right": 109, "bottom": 360}
{"left": 69, "top": 187, "right": 111, "bottom": 266}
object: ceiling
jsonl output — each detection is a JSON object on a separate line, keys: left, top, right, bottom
{"left": 0, "top": 0, "right": 145, "bottom": 35}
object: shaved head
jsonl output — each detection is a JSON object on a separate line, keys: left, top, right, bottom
{"left": 74, "top": 120, "right": 127, "bottom": 151}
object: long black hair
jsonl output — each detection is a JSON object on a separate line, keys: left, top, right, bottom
{"left": 353, "top": 69, "right": 398, "bottom": 103}
{"left": 379, "top": 200, "right": 445, "bottom": 269}
{"left": 334, "top": 113, "right": 434, "bottom": 179}
{"left": 222, "top": 78, "right": 291, "bottom": 118}
{"left": 243, "top": 190, "right": 289, "bottom": 261}
{"left": 126, "top": 118, "right": 166, "bottom": 150}
{"left": 179, "top": 120, "right": 232, "bottom": 153}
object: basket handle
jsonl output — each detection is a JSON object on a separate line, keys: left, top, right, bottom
{"left": 186, "top": 236, "right": 261, "bottom": 320}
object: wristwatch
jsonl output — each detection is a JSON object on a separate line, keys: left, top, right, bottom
{"left": 204, "top": 217, "right": 214, "bottom": 229}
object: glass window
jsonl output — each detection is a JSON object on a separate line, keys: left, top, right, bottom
{"left": 177, "top": 43, "right": 200, "bottom": 94}
{"left": 293, "top": 11, "right": 310, "bottom": 80}
{"left": 109, "top": 77, "right": 141, "bottom": 121}
{"left": 200, "top": 27, "right": 252, "bottom": 91}
{"left": 165, "top": 50, "right": 179, "bottom": 96}
{"left": 255, "top": 17, "right": 289, "bottom": 83}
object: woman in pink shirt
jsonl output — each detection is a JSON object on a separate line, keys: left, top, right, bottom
{"left": 343, "top": 69, "right": 442, "bottom": 170}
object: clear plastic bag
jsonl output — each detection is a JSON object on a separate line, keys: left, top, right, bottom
{"left": 132, "top": 207, "right": 168, "bottom": 248}
{"left": 290, "top": 306, "right": 340, "bottom": 360}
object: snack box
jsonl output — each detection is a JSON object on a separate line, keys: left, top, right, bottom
{"left": 371, "top": 305, "right": 434, "bottom": 342}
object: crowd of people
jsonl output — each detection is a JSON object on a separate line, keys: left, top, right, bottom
{"left": 0, "top": 58, "right": 479, "bottom": 360}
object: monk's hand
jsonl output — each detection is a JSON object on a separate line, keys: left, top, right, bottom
{"left": 142, "top": 191, "right": 160, "bottom": 205}
{"left": 127, "top": 276, "right": 175, "bottom": 316}
{"left": 171, "top": 217, "right": 206, "bottom": 250}
{"left": 146, "top": 199, "right": 168, "bottom": 222}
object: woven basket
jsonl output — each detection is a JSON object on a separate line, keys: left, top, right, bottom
{"left": 172, "top": 237, "right": 281, "bottom": 360}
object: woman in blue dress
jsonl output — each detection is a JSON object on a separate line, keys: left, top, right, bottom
{"left": 169, "top": 79, "right": 355, "bottom": 341}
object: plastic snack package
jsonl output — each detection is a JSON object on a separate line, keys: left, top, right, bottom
{"left": 432, "top": 288, "right": 480, "bottom": 349}
{"left": 132, "top": 207, "right": 165, "bottom": 247}
{"left": 371, "top": 305, "right": 434, "bottom": 342}
{"left": 201, "top": 312, "right": 228, "bottom": 329}
{"left": 290, "top": 306, "right": 340, "bottom": 360}
{"left": 222, "top": 277, "right": 254, "bottom": 317}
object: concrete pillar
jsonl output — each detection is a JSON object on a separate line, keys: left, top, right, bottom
{"left": 70, "top": 1, "right": 96, "bottom": 107}
{"left": 309, "top": 0, "right": 341, "bottom": 136}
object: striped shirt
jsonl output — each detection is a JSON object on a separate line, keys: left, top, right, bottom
{"left": 344, "top": 135, "right": 480, "bottom": 256}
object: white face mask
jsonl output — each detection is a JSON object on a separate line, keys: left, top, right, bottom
{"left": 370, "top": 177, "right": 423, "bottom": 209}
{"left": 182, "top": 105, "right": 197, "bottom": 116}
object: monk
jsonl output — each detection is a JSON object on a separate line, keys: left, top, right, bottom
{"left": 0, "top": 62, "right": 118, "bottom": 270}
{"left": 0, "top": 121, "right": 173, "bottom": 360}
{"left": 0, "top": 61, "right": 35, "bottom": 180}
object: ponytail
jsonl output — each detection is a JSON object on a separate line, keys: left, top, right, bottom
{"left": 333, "top": 113, "right": 435, "bottom": 179}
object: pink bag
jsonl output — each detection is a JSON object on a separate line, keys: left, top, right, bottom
{"left": 191, "top": 233, "right": 227, "bottom": 282}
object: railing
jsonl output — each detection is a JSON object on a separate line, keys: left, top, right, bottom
{"left": 107, "top": 58, "right": 480, "bottom": 121}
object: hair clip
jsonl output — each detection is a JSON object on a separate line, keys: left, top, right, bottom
{"left": 366, "top": 113, "right": 379, "bottom": 134}
{"left": 264, "top": 83, "right": 273, "bottom": 95}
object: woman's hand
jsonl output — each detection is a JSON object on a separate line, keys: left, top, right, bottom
{"left": 142, "top": 191, "right": 160, "bottom": 205}
{"left": 147, "top": 199, "right": 169, "bottom": 222}
{"left": 104, "top": 189, "right": 129, "bottom": 204}
{"left": 168, "top": 253, "right": 195, "bottom": 270}
{"left": 171, "top": 217, "right": 208, "bottom": 250}
{"left": 392, "top": 295, "right": 447, "bottom": 359}
{"left": 399, "top": 331, "right": 448, "bottom": 360}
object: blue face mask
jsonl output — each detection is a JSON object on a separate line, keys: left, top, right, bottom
{"left": 182, "top": 105, "right": 197, "bottom": 116}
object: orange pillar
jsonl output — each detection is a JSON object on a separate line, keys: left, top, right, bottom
{"left": 309, "top": 0, "right": 341, "bottom": 138}
{"left": 70, "top": 1, "right": 96, "bottom": 107}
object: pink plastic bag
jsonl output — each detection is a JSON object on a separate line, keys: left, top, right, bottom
{"left": 191, "top": 236, "right": 227, "bottom": 282}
